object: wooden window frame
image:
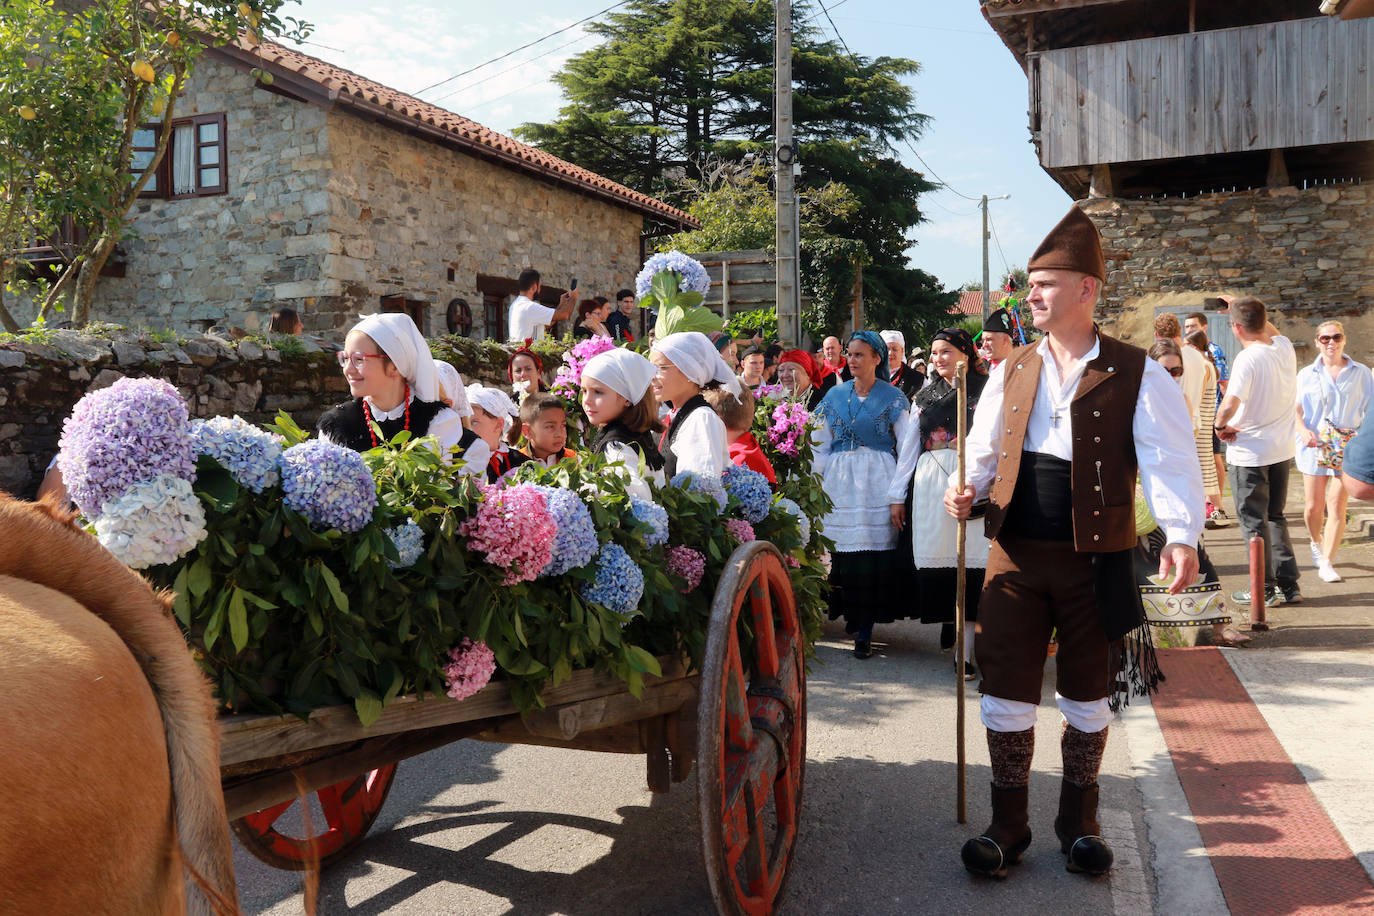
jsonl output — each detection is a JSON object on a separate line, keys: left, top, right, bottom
{"left": 136, "top": 112, "right": 228, "bottom": 200}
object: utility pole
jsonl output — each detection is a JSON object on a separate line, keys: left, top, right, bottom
{"left": 775, "top": 0, "right": 800, "bottom": 347}
{"left": 980, "top": 193, "right": 1010, "bottom": 321}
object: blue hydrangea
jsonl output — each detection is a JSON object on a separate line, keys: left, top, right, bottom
{"left": 280, "top": 439, "right": 377, "bottom": 533}
{"left": 628, "top": 497, "right": 669, "bottom": 547}
{"left": 190, "top": 415, "right": 282, "bottom": 493}
{"left": 774, "top": 497, "right": 811, "bottom": 545}
{"left": 579, "top": 542, "right": 644, "bottom": 616}
{"left": 58, "top": 377, "right": 195, "bottom": 519}
{"left": 387, "top": 518, "right": 426, "bottom": 568}
{"left": 531, "top": 485, "right": 599, "bottom": 576}
{"left": 723, "top": 465, "right": 773, "bottom": 523}
{"left": 670, "top": 470, "right": 727, "bottom": 513}
{"left": 635, "top": 250, "right": 712, "bottom": 299}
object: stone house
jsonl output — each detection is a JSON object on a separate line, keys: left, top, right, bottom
{"left": 983, "top": 0, "right": 1374, "bottom": 365}
{"left": 11, "top": 39, "right": 694, "bottom": 338}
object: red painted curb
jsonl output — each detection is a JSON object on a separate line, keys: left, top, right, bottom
{"left": 1153, "top": 647, "right": 1374, "bottom": 915}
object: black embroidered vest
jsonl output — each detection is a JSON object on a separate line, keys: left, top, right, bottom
{"left": 317, "top": 398, "right": 447, "bottom": 453}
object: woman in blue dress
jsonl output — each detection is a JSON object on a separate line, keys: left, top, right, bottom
{"left": 813, "top": 331, "right": 911, "bottom": 658}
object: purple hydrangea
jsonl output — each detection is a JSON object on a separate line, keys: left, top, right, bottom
{"left": 531, "top": 485, "right": 599, "bottom": 576}
{"left": 579, "top": 542, "right": 644, "bottom": 616}
{"left": 58, "top": 377, "right": 195, "bottom": 518}
{"left": 280, "top": 439, "right": 377, "bottom": 533}
{"left": 190, "top": 415, "right": 282, "bottom": 493}
{"left": 628, "top": 496, "right": 669, "bottom": 547}
{"left": 723, "top": 465, "right": 773, "bottom": 523}
{"left": 671, "top": 470, "right": 727, "bottom": 513}
{"left": 724, "top": 518, "right": 755, "bottom": 543}
{"left": 635, "top": 250, "right": 712, "bottom": 299}
{"left": 666, "top": 544, "right": 706, "bottom": 593}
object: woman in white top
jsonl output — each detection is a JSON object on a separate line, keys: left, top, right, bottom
{"left": 649, "top": 332, "right": 737, "bottom": 479}
{"left": 1295, "top": 320, "right": 1373, "bottom": 582}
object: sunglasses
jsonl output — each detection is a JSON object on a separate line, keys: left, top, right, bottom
{"left": 1166, "top": 365, "right": 1185, "bottom": 378}
{"left": 337, "top": 351, "right": 388, "bottom": 368}
{"left": 1318, "top": 333, "right": 1344, "bottom": 344}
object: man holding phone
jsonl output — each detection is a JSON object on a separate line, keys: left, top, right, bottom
{"left": 507, "top": 268, "right": 578, "bottom": 342}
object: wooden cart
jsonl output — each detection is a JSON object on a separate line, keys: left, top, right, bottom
{"left": 221, "top": 541, "right": 807, "bottom": 916}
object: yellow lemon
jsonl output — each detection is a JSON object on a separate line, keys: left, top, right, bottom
{"left": 131, "top": 60, "right": 156, "bottom": 83}
{"left": 237, "top": 2, "right": 251, "bottom": 16}
{"left": 166, "top": 32, "right": 181, "bottom": 48}
{"left": 18, "top": 105, "right": 37, "bottom": 120}
{"left": 149, "top": 98, "right": 166, "bottom": 116}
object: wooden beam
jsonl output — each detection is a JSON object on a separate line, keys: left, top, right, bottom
{"left": 984, "top": 0, "right": 1130, "bottom": 18}
{"left": 1089, "top": 164, "right": 1115, "bottom": 198}
{"left": 1267, "top": 148, "right": 1290, "bottom": 188}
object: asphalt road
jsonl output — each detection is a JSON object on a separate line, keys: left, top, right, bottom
{"left": 233, "top": 618, "right": 1150, "bottom": 916}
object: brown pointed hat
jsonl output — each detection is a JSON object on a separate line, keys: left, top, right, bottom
{"left": 1027, "top": 206, "right": 1106, "bottom": 282}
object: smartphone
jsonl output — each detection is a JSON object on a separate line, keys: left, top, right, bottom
{"left": 1203, "top": 296, "right": 1226, "bottom": 309}
{"left": 570, "top": 278, "right": 579, "bottom": 291}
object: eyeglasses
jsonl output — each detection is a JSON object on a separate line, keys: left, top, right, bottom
{"left": 1166, "top": 366, "right": 1185, "bottom": 378}
{"left": 337, "top": 351, "right": 388, "bottom": 368}
{"left": 1318, "top": 333, "right": 1344, "bottom": 344}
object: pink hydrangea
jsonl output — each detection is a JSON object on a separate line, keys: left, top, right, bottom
{"left": 443, "top": 638, "right": 497, "bottom": 701}
{"left": 785, "top": 554, "right": 801, "bottom": 568}
{"left": 724, "top": 518, "right": 755, "bottom": 543}
{"left": 459, "top": 484, "right": 556, "bottom": 585}
{"left": 768, "top": 401, "right": 810, "bottom": 458}
{"left": 552, "top": 335, "right": 617, "bottom": 398}
{"left": 666, "top": 544, "right": 706, "bottom": 593}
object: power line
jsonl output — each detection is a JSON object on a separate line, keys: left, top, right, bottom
{"left": 987, "top": 209, "right": 1012, "bottom": 277}
{"left": 814, "top": 0, "right": 854, "bottom": 58}
{"left": 428, "top": 30, "right": 599, "bottom": 106}
{"left": 411, "top": 0, "right": 632, "bottom": 97}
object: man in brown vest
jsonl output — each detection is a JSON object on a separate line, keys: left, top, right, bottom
{"left": 945, "top": 206, "right": 1203, "bottom": 879}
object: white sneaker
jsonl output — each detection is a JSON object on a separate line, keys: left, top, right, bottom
{"left": 1310, "top": 542, "right": 1324, "bottom": 567}
{"left": 1318, "top": 559, "right": 1343, "bottom": 583}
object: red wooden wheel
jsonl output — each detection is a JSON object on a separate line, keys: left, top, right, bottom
{"left": 231, "top": 763, "right": 398, "bottom": 870}
{"left": 698, "top": 542, "right": 806, "bottom": 916}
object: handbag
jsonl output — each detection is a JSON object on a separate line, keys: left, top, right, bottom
{"left": 1317, "top": 419, "right": 1356, "bottom": 470}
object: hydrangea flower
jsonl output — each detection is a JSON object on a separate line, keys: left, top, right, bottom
{"left": 768, "top": 401, "right": 811, "bottom": 459}
{"left": 93, "top": 475, "right": 207, "bottom": 569}
{"left": 628, "top": 497, "right": 669, "bottom": 547}
{"left": 280, "top": 440, "right": 377, "bottom": 533}
{"left": 190, "top": 415, "right": 282, "bottom": 493}
{"left": 754, "top": 382, "right": 787, "bottom": 402}
{"left": 58, "top": 377, "right": 195, "bottom": 518}
{"left": 387, "top": 518, "right": 426, "bottom": 569}
{"left": 775, "top": 497, "right": 810, "bottom": 545}
{"left": 635, "top": 250, "right": 712, "bottom": 299}
{"left": 723, "top": 465, "right": 772, "bottom": 523}
{"left": 666, "top": 545, "right": 706, "bottom": 593}
{"left": 724, "top": 518, "right": 755, "bottom": 543}
{"left": 579, "top": 542, "right": 645, "bottom": 616}
{"left": 552, "top": 334, "right": 617, "bottom": 398}
{"left": 459, "top": 483, "right": 557, "bottom": 585}
{"left": 443, "top": 638, "right": 497, "bottom": 701}
{"left": 531, "top": 485, "right": 598, "bottom": 576}
{"left": 671, "top": 470, "right": 727, "bottom": 513}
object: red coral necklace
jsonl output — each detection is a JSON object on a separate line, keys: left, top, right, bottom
{"left": 361, "top": 384, "right": 410, "bottom": 448}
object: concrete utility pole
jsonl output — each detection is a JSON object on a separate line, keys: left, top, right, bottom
{"left": 775, "top": 0, "right": 800, "bottom": 347}
{"left": 980, "top": 193, "right": 1010, "bottom": 321}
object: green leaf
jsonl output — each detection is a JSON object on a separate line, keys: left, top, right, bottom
{"left": 187, "top": 556, "right": 212, "bottom": 598}
{"left": 676, "top": 290, "right": 704, "bottom": 309}
{"left": 228, "top": 588, "right": 249, "bottom": 653}
{"left": 354, "top": 690, "right": 383, "bottom": 727}
{"left": 318, "top": 563, "right": 349, "bottom": 613}
{"left": 171, "top": 567, "right": 191, "bottom": 627}
{"left": 626, "top": 645, "right": 662, "bottom": 677}
{"left": 194, "top": 461, "right": 241, "bottom": 511}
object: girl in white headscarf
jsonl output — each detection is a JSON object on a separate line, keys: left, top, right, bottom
{"left": 649, "top": 332, "right": 740, "bottom": 478}
{"left": 581, "top": 349, "right": 665, "bottom": 497}
{"left": 466, "top": 384, "right": 527, "bottom": 483}
{"left": 319, "top": 314, "right": 486, "bottom": 473}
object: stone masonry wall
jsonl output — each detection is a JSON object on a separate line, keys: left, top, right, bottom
{"left": 323, "top": 111, "right": 646, "bottom": 337}
{"left": 1083, "top": 185, "right": 1374, "bottom": 364}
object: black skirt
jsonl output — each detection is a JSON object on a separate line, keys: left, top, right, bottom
{"left": 827, "top": 549, "right": 902, "bottom": 634}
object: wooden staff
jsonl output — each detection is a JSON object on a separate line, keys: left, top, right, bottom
{"left": 955, "top": 360, "right": 968, "bottom": 825}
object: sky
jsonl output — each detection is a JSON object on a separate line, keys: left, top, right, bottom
{"left": 284, "top": 0, "right": 1072, "bottom": 292}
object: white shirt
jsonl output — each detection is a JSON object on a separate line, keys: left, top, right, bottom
{"left": 957, "top": 336, "right": 1204, "bottom": 548}
{"left": 669, "top": 405, "right": 730, "bottom": 478}
{"left": 1225, "top": 335, "right": 1298, "bottom": 467}
{"left": 508, "top": 294, "right": 556, "bottom": 342}
{"left": 604, "top": 441, "right": 667, "bottom": 501}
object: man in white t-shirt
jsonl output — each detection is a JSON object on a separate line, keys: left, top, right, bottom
{"left": 507, "top": 268, "right": 577, "bottom": 342}
{"left": 1214, "top": 296, "right": 1301, "bottom": 605}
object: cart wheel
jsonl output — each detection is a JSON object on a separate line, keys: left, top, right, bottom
{"left": 699, "top": 542, "right": 806, "bottom": 916}
{"left": 231, "top": 763, "right": 398, "bottom": 870}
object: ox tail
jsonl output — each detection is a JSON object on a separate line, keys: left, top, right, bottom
{"left": 0, "top": 496, "right": 240, "bottom": 915}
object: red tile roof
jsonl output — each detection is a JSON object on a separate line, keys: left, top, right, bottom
{"left": 951, "top": 290, "right": 989, "bottom": 316}
{"left": 215, "top": 39, "right": 697, "bottom": 229}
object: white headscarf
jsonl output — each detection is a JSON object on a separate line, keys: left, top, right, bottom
{"left": 651, "top": 331, "right": 742, "bottom": 398}
{"left": 351, "top": 313, "right": 439, "bottom": 403}
{"left": 434, "top": 361, "right": 472, "bottom": 418}
{"left": 880, "top": 329, "right": 905, "bottom": 351}
{"left": 583, "top": 348, "right": 656, "bottom": 404}
{"left": 466, "top": 383, "right": 519, "bottom": 434}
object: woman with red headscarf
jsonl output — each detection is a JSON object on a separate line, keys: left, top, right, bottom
{"left": 776, "top": 349, "right": 835, "bottom": 411}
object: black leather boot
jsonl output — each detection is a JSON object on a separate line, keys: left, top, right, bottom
{"left": 1054, "top": 780, "right": 1114, "bottom": 875}
{"left": 961, "top": 784, "right": 1032, "bottom": 878}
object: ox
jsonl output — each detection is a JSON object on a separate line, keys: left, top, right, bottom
{"left": 0, "top": 494, "right": 238, "bottom": 914}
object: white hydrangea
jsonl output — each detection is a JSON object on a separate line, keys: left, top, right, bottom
{"left": 94, "top": 474, "right": 208, "bottom": 569}
{"left": 775, "top": 497, "right": 811, "bottom": 545}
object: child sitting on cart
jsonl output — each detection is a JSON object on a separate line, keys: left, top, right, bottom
{"left": 705, "top": 385, "right": 776, "bottom": 486}
{"left": 465, "top": 384, "right": 528, "bottom": 483}
{"left": 319, "top": 313, "right": 486, "bottom": 474}
{"left": 649, "top": 332, "right": 738, "bottom": 478}
{"left": 517, "top": 394, "right": 578, "bottom": 467}
{"left": 580, "top": 348, "right": 664, "bottom": 499}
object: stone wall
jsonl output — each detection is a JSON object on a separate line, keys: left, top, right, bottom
{"left": 1084, "top": 185, "right": 1374, "bottom": 363}
{"left": 0, "top": 329, "right": 517, "bottom": 499}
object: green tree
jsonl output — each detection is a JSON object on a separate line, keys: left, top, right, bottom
{"left": 516, "top": 0, "right": 946, "bottom": 336}
{"left": 0, "top": 0, "right": 308, "bottom": 330}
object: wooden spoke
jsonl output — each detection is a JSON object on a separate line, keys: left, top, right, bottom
{"left": 700, "top": 542, "right": 807, "bottom": 916}
{"left": 231, "top": 763, "right": 398, "bottom": 871}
